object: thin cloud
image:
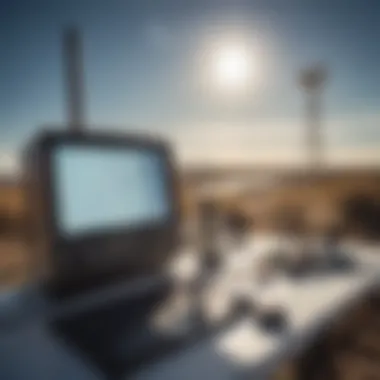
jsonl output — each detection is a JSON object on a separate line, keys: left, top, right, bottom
{"left": 170, "top": 111, "right": 380, "bottom": 166}
{"left": 0, "top": 112, "right": 379, "bottom": 176}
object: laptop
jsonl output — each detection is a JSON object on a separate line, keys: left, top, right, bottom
{"left": 24, "top": 130, "right": 220, "bottom": 378}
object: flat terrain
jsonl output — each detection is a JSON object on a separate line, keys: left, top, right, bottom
{"left": 2, "top": 168, "right": 380, "bottom": 288}
{"left": 0, "top": 240, "right": 29, "bottom": 288}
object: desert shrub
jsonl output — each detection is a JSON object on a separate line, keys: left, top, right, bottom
{"left": 225, "top": 209, "right": 253, "bottom": 238}
{"left": 0, "top": 211, "right": 12, "bottom": 237}
{"left": 272, "top": 205, "right": 306, "bottom": 235}
{"left": 341, "top": 194, "right": 380, "bottom": 240}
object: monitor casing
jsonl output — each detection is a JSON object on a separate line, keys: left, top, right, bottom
{"left": 24, "top": 129, "right": 181, "bottom": 297}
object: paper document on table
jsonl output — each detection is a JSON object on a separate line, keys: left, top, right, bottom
{"left": 215, "top": 320, "right": 278, "bottom": 365}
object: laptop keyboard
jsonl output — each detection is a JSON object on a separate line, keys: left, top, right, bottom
{"left": 51, "top": 288, "right": 218, "bottom": 379}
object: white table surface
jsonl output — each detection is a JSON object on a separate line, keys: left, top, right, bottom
{"left": 130, "top": 237, "right": 380, "bottom": 380}
{"left": 0, "top": 236, "right": 379, "bottom": 380}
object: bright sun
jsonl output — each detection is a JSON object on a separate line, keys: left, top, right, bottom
{"left": 213, "top": 45, "right": 251, "bottom": 90}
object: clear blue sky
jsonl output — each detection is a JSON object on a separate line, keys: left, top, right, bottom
{"left": 1, "top": 0, "right": 379, "bottom": 171}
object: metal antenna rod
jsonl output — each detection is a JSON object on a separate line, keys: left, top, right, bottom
{"left": 299, "top": 65, "right": 328, "bottom": 172}
{"left": 63, "top": 27, "right": 86, "bottom": 131}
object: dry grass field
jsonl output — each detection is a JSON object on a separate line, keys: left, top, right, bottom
{"left": 1, "top": 169, "right": 380, "bottom": 288}
{"left": 236, "top": 172, "right": 380, "bottom": 232}
{"left": 0, "top": 240, "right": 29, "bottom": 289}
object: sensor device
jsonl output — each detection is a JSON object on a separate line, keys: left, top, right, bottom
{"left": 25, "top": 130, "right": 180, "bottom": 297}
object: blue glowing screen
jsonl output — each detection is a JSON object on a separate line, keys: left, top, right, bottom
{"left": 53, "top": 145, "right": 170, "bottom": 237}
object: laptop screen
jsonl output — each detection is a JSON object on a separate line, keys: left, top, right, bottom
{"left": 52, "top": 145, "right": 171, "bottom": 238}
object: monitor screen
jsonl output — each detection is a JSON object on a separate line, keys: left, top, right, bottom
{"left": 52, "top": 145, "right": 171, "bottom": 237}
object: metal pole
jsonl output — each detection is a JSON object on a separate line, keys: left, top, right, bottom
{"left": 63, "top": 27, "right": 85, "bottom": 131}
{"left": 300, "top": 65, "right": 327, "bottom": 173}
{"left": 306, "top": 89, "right": 322, "bottom": 170}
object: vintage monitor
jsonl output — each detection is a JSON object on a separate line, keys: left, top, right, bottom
{"left": 25, "top": 130, "right": 180, "bottom": 297}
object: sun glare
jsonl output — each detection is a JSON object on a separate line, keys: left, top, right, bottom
{"left": 213, "top": 45, "right": 252, "bottom": 91}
